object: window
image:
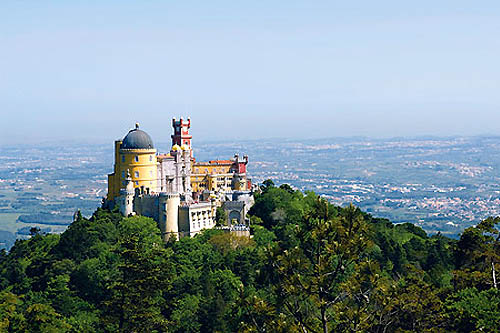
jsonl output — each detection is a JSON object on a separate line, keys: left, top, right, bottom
{"left": 121, "top": 155, "right": 125, "bottom": 163}
{"left": 122, "top": 171, "right": 125, "bottom": 178}
{"left": 135, "top": 155, "right": 139, "bottom": 162}
{"left": 149, "top": 155, "right": 153, "bottom": 162}
{"left": 122, "top": 181, "right": 126, "bottom": 186}
{"left": 135, "top": 181, "right": 139, "bottom": 185}
{"left": 134, "top": 171, "right": 139, "bottom": 178}
{"left": 150, "top": 170, "right": 153, "bottom": 177}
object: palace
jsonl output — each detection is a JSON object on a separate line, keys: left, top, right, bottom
{"left": 106, "top": 117, "right": 254, "bottom": 240}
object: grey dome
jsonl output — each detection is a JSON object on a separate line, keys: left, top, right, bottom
{"left": 121, "top": 124, "right": 154, "bottom": 149}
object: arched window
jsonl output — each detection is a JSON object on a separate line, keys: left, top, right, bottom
{"left": 134, "top": 171, "right": 139, "bottom": 178}
{"left": 121, "top": 155, "right": 125, "bottom": 163}
{"left": 149, "top": 155, "right": 153, "bottom": 162}
{"left": 135, "top": 155, "right": 139, "bottom": 162}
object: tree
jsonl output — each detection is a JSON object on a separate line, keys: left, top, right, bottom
{"left": 199, "top": 269, "right": 242, "bottom": 332}
{"left": 453, "top": 217, "right": 500, "bottom": 290}
{"left": 376, "top": 269, "right": 446, "bottom": 332}
{"left": 445, "top": 287, "right": 500, "bottom": 332}
{"left": 24, "top": 303, "right": 72, "bottom": 333}
{"left": 216, "top": 207, "right": 228, "bottom": 226}
{"left": 261, "top": 180, "right": 275, "bottom": 192}
{"left": 104, "top": 216, "right": 173, "bottom": 332}
{"left": 270, "top": 204, "right": 374, "bottom": 333}
{"left": 252, "top": 225, "right": 276, "bottom": 248}
{"left": 0, "top": 291, "right": 24, "bottom": 332}
{"left": 168, "top": 294, "right": 202, "bottom": 333}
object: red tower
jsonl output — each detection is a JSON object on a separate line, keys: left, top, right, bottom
{"left": 171, "top": 117, "right": 192, "bottom": 148}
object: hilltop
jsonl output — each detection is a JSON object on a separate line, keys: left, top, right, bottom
{"left": 0, "top": 181, "right": 498, "bottom": 332}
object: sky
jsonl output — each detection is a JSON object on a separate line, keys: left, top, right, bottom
{"left": 1, "top": 1, "right": 500, "bottom": 145}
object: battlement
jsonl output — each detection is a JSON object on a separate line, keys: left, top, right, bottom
{"left": 172, "top": 116, "right": 191, "bottom": 129}
{"left": 171, "top": 117, "right": 192, "bottom": 149}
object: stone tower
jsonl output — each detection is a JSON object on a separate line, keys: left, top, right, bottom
{"left": 119, "top": 170, "right": 135, "bottom": 217}
{"left": 158, "top": 193, "right": 180, "bottom": 241}
{"left": 171, "top": 117, "right": 192, "bottom": 156}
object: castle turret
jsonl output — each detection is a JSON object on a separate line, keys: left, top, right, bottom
{"left": 172, "top": 117, "right": 192, "bottom": 157}
{"left": 119, "top": 170, "right": 135, "bottom": 217}
{"left": 159, "top": 193, "right": 180, "bottom": 241}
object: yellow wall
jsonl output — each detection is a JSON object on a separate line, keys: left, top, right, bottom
{"left": 191, "top": 162, "right": 241, "bottom": 192}
{"left": 191, "top": 175, "right": 225, "bottom": 192}
{"left": 108, "top": 144, "right": 158, "bottom": 200}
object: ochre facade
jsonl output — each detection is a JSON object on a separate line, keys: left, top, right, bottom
{"left": 191, "top": 158, "right": 249, "bottom": 193}
{"left": 108, "top": 134, "right": 158, "bottom": 201}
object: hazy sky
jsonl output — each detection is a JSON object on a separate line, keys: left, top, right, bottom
{"left": 1, "top": 1, "right": 500, "bottom": 145}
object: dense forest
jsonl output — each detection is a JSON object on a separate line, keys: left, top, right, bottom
{"left": 0, "top": 180, "right": 499, "bottom": 332}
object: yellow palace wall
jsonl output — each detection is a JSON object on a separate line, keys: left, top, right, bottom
{"left": 189, "top": 162, "right": 248, "bottom": 192}
{"left": 108, "top": 142, "right": 158, "bottom": 200}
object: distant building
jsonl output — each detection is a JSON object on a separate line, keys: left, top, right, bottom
{"left": 106, "top": 118, "right": 254, "bottom": 240}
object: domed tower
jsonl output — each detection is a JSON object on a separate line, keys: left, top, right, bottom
{"left": 107, "top": 123, "right": 158, "bottom": 201}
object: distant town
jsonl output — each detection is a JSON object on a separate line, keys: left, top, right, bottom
{"left": 2, "top": 135, "right": 500, "bottom": 249}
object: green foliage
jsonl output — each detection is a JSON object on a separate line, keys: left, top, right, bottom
{"left": 24, "top": 303, "right": 72, "bottom": 333}
{"left": 103, "top": 216, "right": 172, "bottom": 332}
{"left": 270, "top": 204, "right": 375, "bottom": 332}
{"left": 252, "top": 225, "right": 276, "bottom": 247}
{"left": 445, "top": 288, "right": 500, "bottom": 332}
{"left": 453, "top": 217, "right": 500, "bottom": 291}
{"left": 0, "top": 180, "right": 498, "bottom": 332}
{"left": 216, "top": 207, "right": 228, "bottom": 226}
{"left": 0, "top": 291, "right": 24, "bottom": 331}
{"left": 383, "top": 270, "right": 446, "bottom": 332}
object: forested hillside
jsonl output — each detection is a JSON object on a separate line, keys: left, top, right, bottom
{"left": 0, "top": 181, "right": 499, "bottom": 332}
